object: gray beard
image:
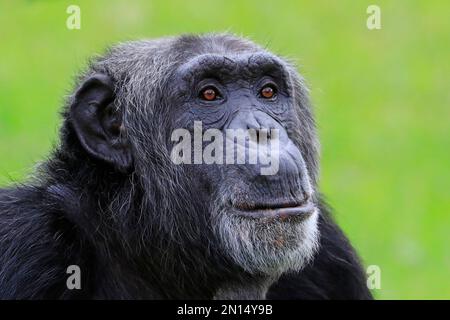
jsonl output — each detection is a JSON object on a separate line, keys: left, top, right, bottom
{"left": 214, "top": 207, "right": 320, "bottom": 276}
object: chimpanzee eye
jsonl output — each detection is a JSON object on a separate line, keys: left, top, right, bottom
{"left": 200, "top": 86, "right": 220, "bottom": 101}
{"left": 260, "top": 84, "right": 277, "bottom": 99}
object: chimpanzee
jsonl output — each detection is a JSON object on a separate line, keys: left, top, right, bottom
{"left": 0, "top": 34, "right": 372, "bottom": 299}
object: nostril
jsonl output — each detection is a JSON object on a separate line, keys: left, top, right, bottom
{"left": 246, "top": 122, "right": 261, "bottom": 131}
{"left": 245, "top": 114, "right": 261, "bottom": 131}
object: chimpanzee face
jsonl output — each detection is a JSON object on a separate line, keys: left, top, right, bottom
{"left": 167, "top": 51, "right": 319, "bottom": 274}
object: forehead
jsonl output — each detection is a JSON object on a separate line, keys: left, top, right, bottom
{"left": 176, "top": 52, "right": 290, "bottom": 83}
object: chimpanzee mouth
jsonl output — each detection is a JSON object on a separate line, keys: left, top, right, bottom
{"left": 231, "top": 200, "right": 315, "bottom": 219}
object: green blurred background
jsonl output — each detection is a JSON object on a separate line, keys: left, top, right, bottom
{"left": 0, "top": 0, "right": 449, "bottom": 299}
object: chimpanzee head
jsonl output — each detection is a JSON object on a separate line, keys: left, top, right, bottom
{"left": 66, "top": 34, "right": 320, "bottom": 277}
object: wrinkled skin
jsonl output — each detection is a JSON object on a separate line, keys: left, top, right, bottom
{"left": 0, "top": 34, "right": 372, "bottom": 299}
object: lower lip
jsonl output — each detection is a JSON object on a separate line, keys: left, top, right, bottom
{"left": 233, "top": 202, "right": 315, "bottom": 219}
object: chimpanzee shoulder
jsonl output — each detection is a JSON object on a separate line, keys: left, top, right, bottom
{"left": 0, "top": 186, "right": 82, "bottom": 298}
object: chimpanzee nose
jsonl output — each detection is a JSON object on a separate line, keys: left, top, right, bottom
{"left": 225, "top": 110, "right": 312, "bottom": 202}
{"left": 227, "top": 110, "right": 289, "bottom": 144}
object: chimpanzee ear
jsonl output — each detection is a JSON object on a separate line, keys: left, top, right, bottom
{"left": 70, "top": 73, "right": 132, "bottom": 172}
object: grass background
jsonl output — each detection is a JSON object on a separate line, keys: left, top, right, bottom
{"left": 0, "top": 0, "right": 449, "bottom": 299}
